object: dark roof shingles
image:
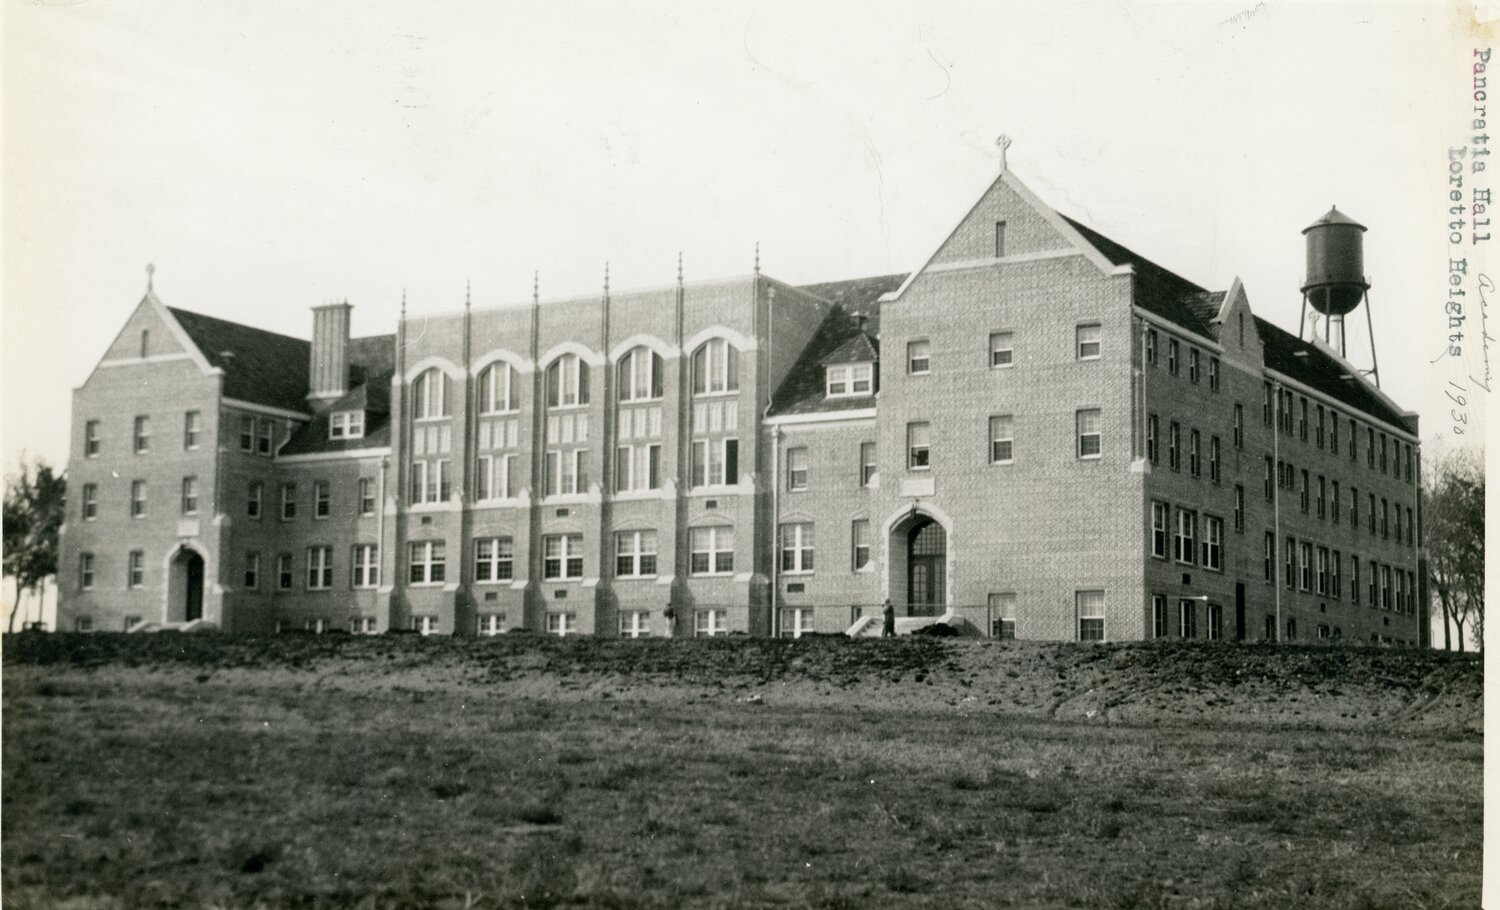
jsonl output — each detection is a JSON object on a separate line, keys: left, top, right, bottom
{"left": 169, "top": 307, "right": 312, "bottom": 413}
{"left": 769, "top": 274, "right": 904, "bottom": 416}
{"left": 1060, "top": 216, "right": 1221, "bottom": 339}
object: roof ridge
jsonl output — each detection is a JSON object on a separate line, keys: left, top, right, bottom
{"left": 167, "top": 306, "right": 311, "bottom": 345}
{"left": 1057, "top": 213, "right": 1208, "bottom": 293}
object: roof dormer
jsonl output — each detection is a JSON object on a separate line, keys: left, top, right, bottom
{"left": 820, "top": 331, "right": 879, "bottom": 399}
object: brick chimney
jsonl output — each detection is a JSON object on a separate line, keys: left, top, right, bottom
{"left": 309, "top": 301, "right": 352, "bottom": 400}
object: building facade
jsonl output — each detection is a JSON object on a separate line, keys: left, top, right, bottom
{"left": 57, "top": 165, "right": 1427, "bottom": 644}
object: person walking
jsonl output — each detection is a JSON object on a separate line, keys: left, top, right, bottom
{"left": 881, "top": 598, "right": 896, "bottom": 638}
{"left": 663, "top": 603, "right": 676, "bottom": 639}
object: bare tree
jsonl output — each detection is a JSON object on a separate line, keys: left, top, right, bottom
{"left": 1424, "top": 446, "right": 1484, "bottom": 651}
{"left": 3, "top": 459, "right": 66, "bottom": 633}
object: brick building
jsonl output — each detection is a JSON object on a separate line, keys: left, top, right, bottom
{"left": 56, "top": 164, "right": 1426, "bottom": 644}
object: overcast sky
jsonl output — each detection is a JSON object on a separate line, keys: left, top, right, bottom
{"left": 3, "top": 1, "right": 1489, "bottom": 473}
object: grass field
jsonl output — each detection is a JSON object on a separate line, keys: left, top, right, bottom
{"left": 2, "top": 633, "right": 1482, "bottom": 909}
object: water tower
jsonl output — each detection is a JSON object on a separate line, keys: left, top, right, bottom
{"left": 1300, "top": 206, "right": 1379, "bottom": 387}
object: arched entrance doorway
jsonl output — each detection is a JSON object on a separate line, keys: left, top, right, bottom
{"left": 906, "top": 518, "right": 946, "bottom": 616}
{"left": 167, "top": 548, "right": 205, "bottom": 622}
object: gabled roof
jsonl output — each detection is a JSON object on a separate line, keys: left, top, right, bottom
{"left": 769, "top": 274, "right": 904, "bottom": 417}
{"left": 820, "top": 333, "right": 878, "bottom": 366}
{"left": 1254, "top": 318, "right": 1408, "bottom": 430}
{"left": 1059, "top": 216, "right": 1221, "bottom": 339}
{"left": 169, "top": 307, "right": 312, "bottom": 413}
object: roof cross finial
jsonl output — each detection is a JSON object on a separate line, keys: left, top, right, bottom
{"left": 145, "top": 262, "right": 155, "bottom": 292}
{"left": 996, "top": 134, "right": 1013, "bottom": 173}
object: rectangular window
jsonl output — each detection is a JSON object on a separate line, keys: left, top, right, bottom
{"left": 546, "top": 612, "right": 578, "bottom": 637}
{"left": 244, "top": 552, "right": 261, "bottom": 590}
{"left": 1233, "top": 403, "right": 1244, "bottom": 449}
{"left": 79, "top": 553, "right": 95, "bottom": 590}
{"left": 1330, "top": 412, "right": 1340, "bottom": 452}
{"left": 695, "top": 608, "right": 729, "bottom": 638}
{"left": 1369, "top": 492, "right": 1377, "bottom": 534}
{"left": 1405, "top": 443, "right": 1414, "bottom": 482}
{"left": 1381, "top": 564, "right": 1393, "bottom": 610}
{"left": 1367, "top": 426, "right": 1376, "bottom": 467}
{"left": 545, "top": 450, "right": 589, "bottom": 497}
{"left": 989, "top": 415, "right": 1014, "bottom": 464}
{"left": 851, "top": 519, "right": 871, "bottom": 570}
{"left": 907, "top": 422, "right": 931, "bottom": 470}
{"left": 1407, "top": 507, "right": 1415, "bottom": 545}
{"left": 825, "top": 363, "right": 873, "bottom": 397}
{"left": 475, "top": 537, "right": 516, "bottom": 582}
{"left": 1300, "top": 469, "right": 1310, "bottom": 513}
{"left": 181, "top": 476, "right": 198, "bottom": 515}
{"left": 281, "top": 483, "right": 297, "bottom": 520}
{"left": 1167, "top": 338, "right": 1179, "bottom": 375}
{"left": 1379, "top": 434, "right": 1388, "bottom": 473}
{"left": 860, "top": 442, "right": 877, "bottom": 487}
{"left": 1145, "top": 329, "right": 1158, "bottom": 366}
{"left": 1188, "top": 348, "right": 1200, "bottom": 383}
{"left": 1201, "top": 516, "right": 1223, "bottom": 570}
{"left": 130, "top": 480, "right": 147, "bottom": 517}
{"left": 690, "top": 438, "right": 738, "bottom": 488}
{"left": 1298, "top": 397, "right": 1309, "bottom": 441}
{"left": 1381, "top": 498, "right": 1390, "bottom": 539}
{"left": 1174, "top": 509, "right": 1197, "bottom": 564}
{"left": 1178, "top": 599, "right": 1197, "bottom": 638}
{"left": 352, "top": 544, "right": 379, "bottom": 589}
{"left": 1368, "top": 559, "right": 1378, "bottom": 607}
{"left": 1316, "top": 546, "right": 1329, "bottom": 595}
{"left": 479, "top": 452, "right": 516, "bottom": 499}
{"left": 1264, "top": 456, "right": 1273, "bottom": 501}
{"left": 619, "top": 611, "right": 651, "bottom": 639}
{"left": 409, "top": 540, "right": 447, "bottom": 584}
{"left": 329, "top": 411, "right": 365, "bottom": 440}
{"left": 994, "top": 220, "right": 1006, "bottom": 257}
{"left": 1264, "top": 531, "right": 1275, "bottom": 584}
{"left": 307, "top": 546, "right": 333, "bottom": 590}
{"left": 689, "top": 526, "right": 734, "bottom": 575}
{"left": 1316, "top": 475, "right": 1326, "bottom": 519}
{"left": 786, "top": 447, "right": 809, "bottom": 491}
{"left": 1350, "top": 555, "right": 1360, "bottom": 605}
{"left": 85, "top": 420, "right": 101, "bottom": 457}
{"left": 1208, "top": 357, "right": 1220, "bottom": 392}
{"left": 1152, "top": 594, "right": 1168, "bottom": 639}
{"left": 1315, "top": 405, "right": 1325, "bottom": 448}
{"left": 248, "top": 482, "right": 263, "bottom": 519}
{"left": 258, "top": 419, "right": 274, "bottom": 455}
{"left": 239, "top": 415, "right": 255, "bottom": 452}
{"left": 358, "top": 477, "right": 375, "bottom": 515}
{"left": 1076, "top": 590, "right": 1105, "bottom": 641}
{"left": 1234, "top": 485, "right": 1245, "bottom": 532}
{"left": 907, "top": 340, "right": 930, "bottom": 374}
{"left": 1209, "top": 436, "right": 1221, "bottom": 484}
{"left": 276, "top": 553, "right": 293, "bottom": 590}
{"left": 1146, "top": 414, "right": 1159, "bottom": 464}
{"left": 1351, "top": 486, "right": 1360, "bottom": 525}
{"left": 990, "top": 332, "right": 1014, "bottom": 368}
{"left": 614, "top": 530, "right": 657, "bottom": 578}
{"left": 81, "top": 483, "right": 98, "bottom": 520}
{"left": 411, "top": 459, "right": 452, "bottom": 504}
{"left": 1188, "top": 429, "right": 1201, "bottom": 477}
{"left": 1168, "top": 422, "right": 1181, "bottom": 471}
{"left": 1206, "top": 603, "right": 1223, "bottom": 640}
{"left": 1077, "top": 409, "right": 1102, "bottom": 458}
{"left": 1331, "top": 481, "right": 1341, "bottom": 524}
{"left": 133, "top": 415, "right": 150, "bottom": 453}
{"left": 1151, "top": 501, "right": 1169, "bottom": 558}
{"left": 1262, "top": 383, "right": 1273, "bottom": 425}
{"left": 127, "top": 550, "right": 144, "bottom": 588}
{"left": 779, "top": 607, "right": 816, "bottom": 639}
{"left": 184, "top": 411, "right": 201, "bottom": 450}
{"left": 542, "top": 534, "right": 585, "bottom": 581}
{"left": 1331, "top": 550, "right": 1342, "bottom": 598}
{"left": 1076, "top": 323, "right": 1102, "bottom": 360}
{"left": 476, "top": 614, "right": 506, "bottom": 637}
{"left": 990, "top": 592, "right": 1017, "bottom": 639}
{"left": 1285, "top": 537, "right": 1295, "bottom": 590}
{"left": 313, "top": 480, "right": 331, "bottom": 518}
{"left": 779, "top": 522, "right": 815, "bottom": 574}
{"left": 1299, "top": 541, "right": 1313, "bottom": 591}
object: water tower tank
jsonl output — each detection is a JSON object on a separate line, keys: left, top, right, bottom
{"left": 1301, "top": 206, "right": 1369, "bottom": 316}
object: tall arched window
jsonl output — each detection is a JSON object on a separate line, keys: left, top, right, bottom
{"left": 617, "top": 347, "right": 663, "bottom": 402}
{"left": 546, "top": 354, "right": 590, "bottom": 409}
{"left": 412, "top": 368, "right": 448, "bottom": 420}
{"left": 691, "top": 338, "right": 739, "bottom": 396}
{"left": 478, "top": 362, "right": 518, "bottom": 414}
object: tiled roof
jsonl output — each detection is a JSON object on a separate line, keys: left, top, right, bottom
{"left": 1255, "top": 318, "right": 1409, "bottom": 430}
{"left": 769, "top": 274, "right": 905, "bottom": 417}
{"left": 1060, "top": 215, "right": 1221, "bottom": 339}
{"left": 169, "top": 307, "right": 312, "bottom": 413}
